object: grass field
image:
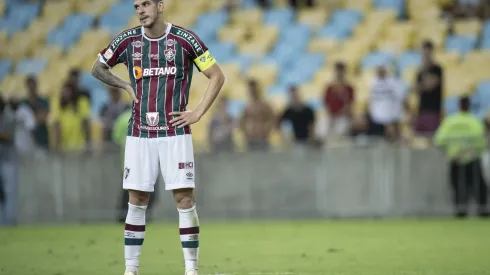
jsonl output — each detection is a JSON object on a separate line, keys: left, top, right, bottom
{"left": 1, "top": 219, "right": 489, "bottom": 275}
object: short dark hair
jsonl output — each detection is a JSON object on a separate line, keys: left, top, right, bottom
{"left": 422, "top": 40, "right": 434, "bottom": 50}
{"left": 460, "top": 96, "right": 470, "bottom": 111}
{"left": 335, "top": 61, "right": 346, "bottom": 72}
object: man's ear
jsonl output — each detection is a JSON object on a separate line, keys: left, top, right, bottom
{"left": 158, "top": 0, "right": 164, "bottom": 12}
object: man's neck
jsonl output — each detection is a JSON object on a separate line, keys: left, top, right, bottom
{"left": 144, "top": 20, "right": 168, "bottom": 39}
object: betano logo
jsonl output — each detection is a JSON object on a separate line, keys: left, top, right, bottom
{"left": 133, "top": 66, "right": 177, "bottom": 80}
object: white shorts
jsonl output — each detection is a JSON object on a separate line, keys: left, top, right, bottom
{"left": 123, "top": 134, "right": 195, "bottom": 192}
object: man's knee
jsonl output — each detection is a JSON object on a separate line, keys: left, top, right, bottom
{"left": 128, "top": 190, "right": 151, "bottom": 206}
{"left": 173, "top": 188, "right": 195, "bottom": 209}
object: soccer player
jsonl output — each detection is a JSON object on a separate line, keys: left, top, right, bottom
{"left": 91, "top": 0, "right": 225, "bottom": 274}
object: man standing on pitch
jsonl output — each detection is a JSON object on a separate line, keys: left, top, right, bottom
{"left": 91, "top": 1, "right": 225, "bottom": 274}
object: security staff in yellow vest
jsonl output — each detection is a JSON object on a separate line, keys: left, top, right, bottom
{"left": 434, "top": 96, "right": 489, "bottom": 218}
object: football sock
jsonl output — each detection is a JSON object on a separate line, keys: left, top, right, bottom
{"left": 125, "top": 203, "right": 147, "bottom": 273}
{"left": 178, "top": 205, "right": 200, "bottom": 270}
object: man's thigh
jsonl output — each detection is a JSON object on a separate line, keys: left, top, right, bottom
{"left": 158, "top": 134, "right": 195, "bottom": 191}
{"left": 123, "top": 136, "right": 160, "bottom": 192}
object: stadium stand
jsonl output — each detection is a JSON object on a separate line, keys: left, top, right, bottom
{"left": 1, "top": 0, "right": 490, "bottom": 151}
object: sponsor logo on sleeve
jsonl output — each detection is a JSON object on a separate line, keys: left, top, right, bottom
{"left": 104, "top": 48, "right": 114, "bottom": 60}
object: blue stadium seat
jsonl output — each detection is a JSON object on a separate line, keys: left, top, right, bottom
{"left": 0, "top": 60, "right": 12, "bottom": 82}
{"left": 16, "top": 59, "right": 47, "bottom": 76}
{"left": 100, "top": 2, "right": 135, "bottom": 36}
{"left": 2, "top": 3, "right": 40, "bottom": 35}
{"left": 374, "top": 0, "right": 405, "bottom": 17}
{"left": 318, "top": 25, "right": 351, "bottom": 41}
{"left": 240, "top": 0, "right": 260, "bottom": 9}
{"left": 266, "top": 84, "right": 289, "bottom": 95}
{"left": 483, "top": 20, "right": 490, "bottom": 38}
{"left": 80, "top": 72, "right": 103, "bottom": 92}
{"left": 91, "top": 87, "right": 109, "bottom": 117}
{"left": 233, "top": 54, "right": 254, "bottom": 73}
{"left": 480, "top": 37, "right": 490, "bottom": 50}
{"left": 190, "top": 25, "right": 217, "bottom": 45}
{"left": 398, "top": 51, "right": 421, "bottom": 73}
{"left": 472, "top": 81, "right": 490, "bottom": 111}
{"left": 227, "top": 99, "right": 246, "bottom": 118}
{"left": 194, "top": 11, "right": 228, "bottom": 35}
{"left": 306, "top": 98, "right": 323, "bottom": 111}
{"left": 207, "top": 41, "right": 235, "bottom": 63}
{"left": 48, "top": 14, "right": 95, "bottom": 51}
{"left": 444, "top": 96, "right": 460, "bottom": 115}
{"left": 445, "top": 35, "right": 477, "bottom": 55}
{"left": 331, "top": 9, "right": 363, "bottom": 29}
{"left": 264, "top": 8, "right": 294, "bottom": 27}
{"left": 361, "top": 51, "right": 395, "bottom": 70}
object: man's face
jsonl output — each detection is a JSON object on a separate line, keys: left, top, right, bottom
{"left": 26, "top": 78, "right": 37, "bottom": 93}
{"left": 377, "top": 66, "right": 387, "bottom": 78}
{"left": 422, "top": 46, "right": 433, "bottom": 64}
{"left": 134, "top": 0, "right": 163, "bottom": 28}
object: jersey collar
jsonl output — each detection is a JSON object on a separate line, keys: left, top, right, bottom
{"left": 142, "top": 23, "right": 172, "bottom": 41}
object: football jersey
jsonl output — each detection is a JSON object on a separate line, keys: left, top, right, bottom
{"left": 98, "top": 23, "right": 216, "bottom": 138}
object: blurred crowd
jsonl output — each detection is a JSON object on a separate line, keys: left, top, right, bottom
{"left": 2, "top": 0, "right": 490, "bottom": 156}
{"left": 0, "top": 69, "right": 131, "bottom": 157}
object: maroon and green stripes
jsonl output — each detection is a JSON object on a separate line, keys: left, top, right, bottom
{"left": 122, "top": 25, "right": 200, "bottom": 138}
{"left": 180, "top": 226, "right": 199, "bottom": 248}
{"left": 125, "top": 223, "right": 145, "bottom": 246}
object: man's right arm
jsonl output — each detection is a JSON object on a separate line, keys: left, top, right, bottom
{"left": 91, "top": 59, "right": 138, "bottom": 103}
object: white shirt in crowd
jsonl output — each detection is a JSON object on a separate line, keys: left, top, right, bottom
{"left": 14, "top": 103, "right": 36, "bottom": 155}
{"left": 369, "top": 76, "right": 407, "bottom": 125}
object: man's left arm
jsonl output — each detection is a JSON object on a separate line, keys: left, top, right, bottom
{"left": 170, "top": 64, "right": 225, "bottom": 128}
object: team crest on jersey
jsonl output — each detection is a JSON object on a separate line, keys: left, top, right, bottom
{"left": 166, "top": 39, "right": 177, "bottom": 46}
{"left": 146, "top": 112, "right": 160, "bottom": 126}
{"left": 132, "top": 41, "right": 145, "bottom": 48}
{"left": 165, "top": 48, "right": 176, "bottom": 61}
{"left": 132, "top": 52, "right": 142, "bottom": 61}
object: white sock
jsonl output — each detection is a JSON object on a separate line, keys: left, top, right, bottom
{"left": 178, "top": 205, "right": 200, "bottom": 270}
{"left": 125, "top": 203, "right": 147, "bottom": 273}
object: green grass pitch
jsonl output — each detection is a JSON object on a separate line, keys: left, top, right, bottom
{"left": 1, "top": 219, "right": 489, "bottom": 275}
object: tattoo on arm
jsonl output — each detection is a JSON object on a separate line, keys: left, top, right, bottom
{"left": 91, "top": 59, "right": 130, "bottom": 89}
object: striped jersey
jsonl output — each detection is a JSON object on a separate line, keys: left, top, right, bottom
{"left": 98, "top": 23, "right": 216, "bottom": 138}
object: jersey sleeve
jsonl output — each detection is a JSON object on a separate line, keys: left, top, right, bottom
{"left": 98, "top": 36, "right": 129, "bottom": 69}
{"left": 182, "top": 30, "right": 217, "bottom": 72}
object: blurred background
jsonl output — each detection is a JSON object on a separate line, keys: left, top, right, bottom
{"left": 1, "top": 0, "right": 490, "bottom": 226}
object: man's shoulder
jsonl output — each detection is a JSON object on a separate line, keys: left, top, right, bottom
{"left": 170, "top": 24, "right": 197, "bottom": 37}
{"left": 169, "top": 25, "right": 205, "bottom": 49}
{"left": 109, "top": 26, "right": 142, "bottom": 50}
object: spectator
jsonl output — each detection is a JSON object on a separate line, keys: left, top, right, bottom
{"left": 254, "top": 0, "right": 314, "bottom": 9}
{"left": 208, "top": 97, "right": 235, "bottom": 152}
{"left": 414, "top": 40, "right": 443, "bottom": 137}
{"left": 100, "top": 87, "right": 127, "bottom": 142}
{"left": 240, "top": 80, "right": 275, "bottom": 151}
{"left": 0, "top": 96, "right": 19, "bottom": 226}
{"left": 52, "top": 83, "right": 92, "bottom": 153}
{"left": 24, "top": 75, "right": 50, "bottom": 150}
{"left": 66, "top": 68, "right": 91, "bottom": 102}
{"left": 278, "top": 86, "right": 315, "bottom": 147}
{"left": 434, "top": 96, "right": 489, "bottom": 218}
{"left": 289, "top": 0, "right": 314, "bottom": 8}
{"left": 323, "top": 62, "right": 355, "bottom": 138}
{"left": 367, "top": 65, "right": 407, "bottom": 141}
{"left": 8, "top": 95, "right": 37, "bottom": 156}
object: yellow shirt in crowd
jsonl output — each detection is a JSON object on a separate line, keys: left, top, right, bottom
{"left": 50, "top": 97, "right": 91, "bottom": 151}
{"left": 434, "top": 112, "right": 487, "bottom": 164}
